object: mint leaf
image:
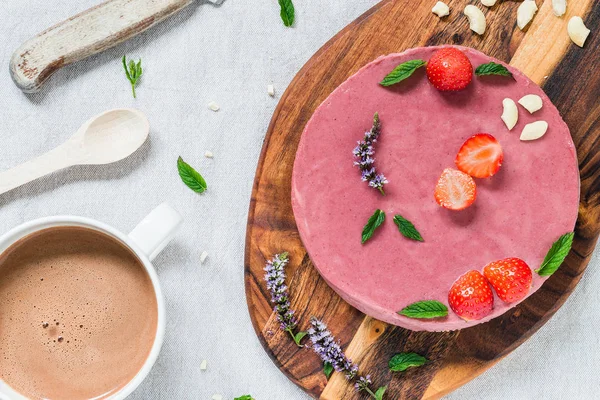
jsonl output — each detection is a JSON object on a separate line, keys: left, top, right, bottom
{"left": 293, "top": 331, "right": 308, "bottom": 346}
{"left": 398, "top": 300, "right": 448, "bottom": 319}
{"left": 475, "top": 62, "right": 513, "bottom": 77}
{"left": 278, "top": 0, "right": 295, "bottom": 27}
{"left": 177, "top": 156, "right": 207, "bottom": 193}
{"left": 362, "top": 209, "right": 385, "bottom": 244}
{"left": 122, "top": 55, "right": 142, "bottom": 98}
{"left": 374, "top": 386, "right": 387, "bottom": 400}
{"left": 393, "top": 215, "right": 423, "bottom": 242}
{"left": 536, "top": 232, "right": 574, "bottom": 276}
{"left": 380, "top": 60, "right": 426, "bottom": 87}
{"left": 389, "top": 353, "right": 428, "bottom": 372}
{"left": 323, "top": 362, "right": 334, "bottom": 380}
{"left": 234, "top": 396, "right": 254, "bottom": 400}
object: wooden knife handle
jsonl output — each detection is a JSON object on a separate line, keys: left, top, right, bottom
{"left": 9, "top": 0, "right": 194, "bottom": 93}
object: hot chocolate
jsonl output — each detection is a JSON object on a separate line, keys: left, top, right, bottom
{"left": 0, "top": 226, "right": 158, "bottom": 400}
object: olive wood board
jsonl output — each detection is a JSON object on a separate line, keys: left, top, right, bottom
{"left": 245, "top": 0, "right": 600, "bottom": 398}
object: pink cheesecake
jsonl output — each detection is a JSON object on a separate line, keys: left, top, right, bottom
{"left": 291, "top": 46, "right": 579, "bottom": 332}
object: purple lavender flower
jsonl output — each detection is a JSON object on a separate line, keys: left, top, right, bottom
{"left": 355, "top": 375, "right": 372, "bottom": 391}
{"left": 307, "top": 318, "right": 358, "bottom": 379}
{"left": 353, "top": 113, "right": 388, "bottom": 195}
{"left": 264, "top": 253, "right": 306, "bottom": 347}
{"left": 308, "top": 318, "right": 386, "bottom": 399}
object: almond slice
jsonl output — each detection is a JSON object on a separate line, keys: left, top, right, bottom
{"left": 520, "top": 121, "right": 548, "bottom": 141}
{"left": 432, "top": 1, "right": 450, "bottom": 17}
{"left": 552, "top": 0, "right": 567, "bottom": 17}
{"left": 464, "top": 5, "right": 486, "bottom": 35}
{"left": 518, "top": 94, "right": 543, "bottom": 113}
{"left": 568, "top": 16, "right": 590, "bottom": 47}
{"left": 501, "top": 98, "right": 518, "bottom": 130}
{"left": 517, "top": 0, "right": 538, "bottom": 30}
{"left": 480, "top": 0, "right": 497, "bottom": 7}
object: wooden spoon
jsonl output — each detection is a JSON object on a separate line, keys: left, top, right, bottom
{"left": 0, "top": 108, "right": 149, "bottom": 195}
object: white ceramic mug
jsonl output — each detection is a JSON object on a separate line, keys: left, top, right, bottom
{"left": 0, "top": 202, "right": 182, "bottom": 400}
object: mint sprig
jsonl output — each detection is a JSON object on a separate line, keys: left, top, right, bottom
{"left": 380, "top": 59, "right": 426, "bottom": 87}
{"left": 393, "top": 215, "right": 423, "bottom": 242}
{"left": 234, "top": 396, "right": 254, "bottom": 400}
{"left": 290, "top": 330, "right": 308, "bottom": 347}
{"left": 373, "top": 387, "right": 387, "bottom": 400}
{"left": 536, "top": 232, "right": 574, "bottom": 276}
{"left": 475, "top": 62, "right": 513, "bottom": 77}
{"left": 389, "top": 352, "right": 428, "bottom": 372}
{"left": 122, "top": 55, "right": 142, "bottom": 98}
{"left": 398, "top": 300, "right": 448, "bottom": 319}
{"left": 362, "top": 209, "right": 385, "bottom": 244}
{"left": 177, "top": 156, "right": 207, "bottom": 193}
{"left": 278, "top": 0, "right": 295, "bottom": 27}
{"left": 323, "top": 362, "right": 334, "bottom": 380}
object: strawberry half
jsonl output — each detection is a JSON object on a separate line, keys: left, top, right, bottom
{"left": 434, "top": 168, "right": 476, "bottom": 211}
{"left": 483, "top": 257, "right": 532, "bottom": 303}
{"left": 455, "top": 133, "right": 503, "bottom": 178}
{"left": 448, "top": 270, "right": 494, "bottom": 321}
{"left": 426, "top": 48, "right": 473, "bottom": 91}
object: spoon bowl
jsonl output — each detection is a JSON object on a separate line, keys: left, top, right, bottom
{"left": 0, "top": 108, "right": 149, "bottom": 195}
{"left": 76, "top": 109, "right": 150, "bottom": 165}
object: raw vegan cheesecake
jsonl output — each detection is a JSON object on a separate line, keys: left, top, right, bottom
{"left": 291, "top": 46, "right": 579, "bottom": 332}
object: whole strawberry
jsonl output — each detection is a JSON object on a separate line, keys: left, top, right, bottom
{"left": 448, "top": 270, "right": 493, "bottom": 321}
{"left": 426, "top": 48, "right": 473, "bottom": 91}
{"left": 483, "top": 258, "right": 533, "bottom": 303}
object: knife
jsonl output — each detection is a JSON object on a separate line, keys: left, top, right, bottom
{"left": 10, "top": 0, "right": 221, "bottom": 93}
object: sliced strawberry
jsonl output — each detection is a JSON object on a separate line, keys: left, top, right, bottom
{"left": 434, "top": 168, "right": 476, "bottom": 211}
{"left": 455, "top": 133, "right": 503, "bottom": 178}
{"left": 426, "top": 48, "right": 473, "bottom": 91}
{"left": 483, "top": 257, "right": 532, "bottom": 303}
{"left": 448, "top": 270, "right": 494, "bottom": 321}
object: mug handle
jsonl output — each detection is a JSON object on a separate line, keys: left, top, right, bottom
{"left": 129, "top": 203, "right": 183, "bottom": 261}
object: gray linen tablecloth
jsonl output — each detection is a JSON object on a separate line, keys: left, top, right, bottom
{"left": 1, "top": 1, "right": 598, "bottom": 399}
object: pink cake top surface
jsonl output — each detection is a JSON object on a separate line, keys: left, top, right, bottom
{"left": 291, "top": 46, "right": 579, "bottom": 331}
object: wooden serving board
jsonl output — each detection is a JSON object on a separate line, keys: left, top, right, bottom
{"left": 245, "top": 1, "right": 600, "bottom": 398}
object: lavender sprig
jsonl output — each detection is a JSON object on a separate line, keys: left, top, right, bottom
{"left": 264, "top": 253, "right": 307, "bottom": 347}
{"left": 308, "top": 318, "right": 386, "bottom": 399}
{"left": 353, "top": 113, "right": 388, "bottom": 195}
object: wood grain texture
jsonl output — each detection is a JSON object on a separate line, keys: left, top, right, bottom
{"left": 245, "top": 0, "right": 600, "bottom": 398}
{"left": 9, "top": 0, "right": 193, "bottom": 93}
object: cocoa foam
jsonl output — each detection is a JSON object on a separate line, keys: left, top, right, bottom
{"left": 0, "top": 227, "right": 158, "bottom": 399}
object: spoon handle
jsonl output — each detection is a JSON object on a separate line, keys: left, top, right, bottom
{"left": 10, "top": 0, "right": 194, "bottom": 93}
{"left": 0, "top": 144, "right": 77, "bottom": 195}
